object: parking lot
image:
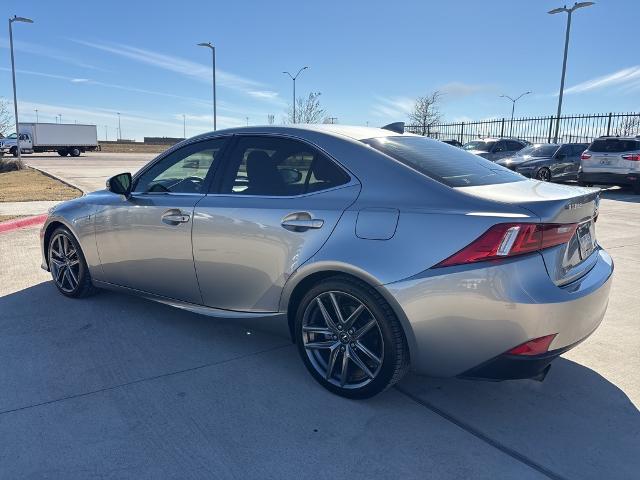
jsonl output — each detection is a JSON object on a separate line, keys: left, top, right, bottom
{"left": 1, "top": 153, "right": 639, "bottom": 479}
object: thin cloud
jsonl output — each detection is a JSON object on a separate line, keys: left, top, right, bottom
{"left": 563, "top": 66, "right": 640, "bottom": 95}
{"left": 0, "top": 38, "right": 106, "bottom": 71}
{"left": 70, "top": 39, "right": 282, "bottom": 103}
{"left": 371, "top": 96, "right": 414, "bottom": 119}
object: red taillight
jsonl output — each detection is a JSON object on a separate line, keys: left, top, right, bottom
{"left": 622, "top": 154, "right": 640, "bottom": 161}
{"left": 507, "top": 334, "right": 557, "bottom": 356}
{"left": 435, "top": 222, "right": 578, "bottom": 268}
{"left": 581, "top": 153, "right": 591, "bottom": 160}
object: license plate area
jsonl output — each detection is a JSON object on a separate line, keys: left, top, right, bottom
{"left": 576, "top": 221, "right": 595, "bottom": 260}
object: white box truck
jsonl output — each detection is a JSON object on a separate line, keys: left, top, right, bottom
{"left": 0, "top": 123, "right": 99, "bottom": 157}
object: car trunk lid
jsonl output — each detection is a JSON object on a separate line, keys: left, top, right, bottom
{"left": 457, "top": 180, "right": 600, "bottom": 285}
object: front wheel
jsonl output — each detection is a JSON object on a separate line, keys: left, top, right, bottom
{"left": 48, "top": 227, "right": 97, "bottom": 298}
{"left": 295, "top": 275, "right": 409, "bottom": 399}
{"left": 69, "top": 147, "right": 81, "bottom": 157}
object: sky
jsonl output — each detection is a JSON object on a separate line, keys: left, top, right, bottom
{"left": 1, "top": 0, "right": 639, "bottom": 140}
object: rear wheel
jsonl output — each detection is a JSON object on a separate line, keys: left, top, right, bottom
{"left": 57, "top": 149, "right": 69, "bottom": 157}
{"left": 48, "top": 227, "right": 97, "bottom": 298}
{"left": 536, "top": 167, "right": 551, "bottom": 182}
{"left": 295, "top": 275, "right": 409, "bottom": 399}
{"left": 69, "top": 147, "right": 81, "bottom": 157}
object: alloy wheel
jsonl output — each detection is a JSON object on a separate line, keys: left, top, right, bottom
{"left": 49, "top": 233, "right": 81, "bottom": 293}
{"left": 537, "top": 168, "right": 551, "bottom": 182}
{"left": 302, "top": 291, "right": 384, "bottom": 389}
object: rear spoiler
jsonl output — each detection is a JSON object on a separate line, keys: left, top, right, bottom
{"left": 382, "top": 122, "right": 405, "bottom": 134}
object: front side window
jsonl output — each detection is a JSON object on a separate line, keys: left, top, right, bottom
{"left": 363, "top": 136, "right": 524, "bottom": 187}
{"left": 133, "top": 139, "right": 226, "bottom": 194}
{"left": 505, "top": 140, "right": 525, "bottom": 151}
{"left": 221, "top": 136, "right": 350, "bottom": 196}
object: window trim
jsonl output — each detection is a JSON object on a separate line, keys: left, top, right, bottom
{"left": 207, "top": 133, "right": 358, "bottom": 198}
{"left": 131, "top": 135, "right": 232, "bottom": 196}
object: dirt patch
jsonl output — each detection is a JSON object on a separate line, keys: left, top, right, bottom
{"left": 0, "top": 215, "right": 24, "bottom": 222}
{"left": 0, "top": 169, "right": 82, "bottom": 202}
{"left": 99, "top": 143, "right": 173, "bottom": 154}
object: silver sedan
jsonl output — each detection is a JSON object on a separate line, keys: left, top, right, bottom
{"left": 41, "top": 125, "right": 613, "bottom": 398}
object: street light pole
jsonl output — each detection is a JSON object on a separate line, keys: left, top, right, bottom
{"left": 59, "top": 113, "right": 62, "bottom": 124}
{"left": 283, "top": 66, "right": 308, "bottom": 123}
{"left": 197, "top": 42, "right": 216, "bottom": 131}
{"left": 34, "top": 109, "right": 38, "bottom": 122}
{"left": 549, "top": 2, "right": 594, "bottom": 142}
{"left": 117, "top": 112, "right": 121, "bottom": 140}
{"left": 9, "top": 15, "right": 33, "bottom": 162}
{"left": 499, "top": 92, "right": 531, "bottom": 136}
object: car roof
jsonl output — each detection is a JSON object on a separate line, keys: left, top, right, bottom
{"left": 191, "top": 124, "right": 419, "bottom": 142}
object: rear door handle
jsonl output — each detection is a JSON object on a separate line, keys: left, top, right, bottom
{"left": 162, "top": 212, "right": 191, "bottom": 224}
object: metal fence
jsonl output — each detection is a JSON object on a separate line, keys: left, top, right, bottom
{"left": 406, "top": 112, "right": 640, "bottom": 145}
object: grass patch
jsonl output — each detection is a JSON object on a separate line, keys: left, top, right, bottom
{"left": 0, "top": 168, "right": 82, "bottom": 202}
{"left": 99, "top": 143, "right": 172, "bottom": 154}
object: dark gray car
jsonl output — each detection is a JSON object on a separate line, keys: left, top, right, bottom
{"left": 462, "top": 138, "right": 529, "bottom": 162}
{"left": 496, "top": 143, "right": 588, "bottom": 182}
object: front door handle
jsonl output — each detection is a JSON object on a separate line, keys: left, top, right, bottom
{"left": 162, "top": 212, "right": 191, "bottom": 224}
{"left": 281, "top": 218, "right": 324, "bottom": 230}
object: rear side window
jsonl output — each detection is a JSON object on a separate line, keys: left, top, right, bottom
{"left": 588, "top": 139, "right": 640, "bottom": 153}
{"left": 221, "top": 136, "right": 350, "bottom": 196}
{"left": 363, "top": 136, "right": 524, "bottom": 187}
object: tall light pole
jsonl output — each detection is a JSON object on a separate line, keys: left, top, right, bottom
{"left": 59, "top": 113, "right": 62, "bottom": 124}
{"left": 117, "top": 112, "right": 121, "bottom": 140}
{"left": 197, "top": 42, "right": 216, "bottom": 131}
{"left": 283, "top": 66, "right": 308, "bottom": 123}
{"left": 34, "top": 109, "right": 38, "bottom": 122}
{"left": 9, "top": 15, "right": 33, "bottom": 162}
{"left": 500, "top": 91, "right": 531, "bottom": 136}
{"left": 549, "top": 2, "right": 594, "bottom": 142}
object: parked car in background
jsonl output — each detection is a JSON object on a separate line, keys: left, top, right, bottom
{"left": 462, "top": 138, "right": 529, "bottom": 162}
{"left": 40, "top": 125, "right": 612, "bottom": 398}
{"left": 0, "top": 123, "right": 98, "bottom": 157}
{"left": 580, "top": 136, "right": 640, "bottom": 194}
{"left": 442, "top": 139, "right": 462, "bottom": 148}
{"left": 496, "top": 143, "right": 588, "bottom": 182}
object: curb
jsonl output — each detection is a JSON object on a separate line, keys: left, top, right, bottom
{"left": 0, "top": 214, "right": 48, "bottom": 235}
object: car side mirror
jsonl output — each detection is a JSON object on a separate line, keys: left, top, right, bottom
{"left": 107, "top": 172, "right": 132, "bottom": 198}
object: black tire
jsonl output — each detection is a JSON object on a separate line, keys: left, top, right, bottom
{"left": 69, "top": 147, "right": 81, "bottom": 157}
{"left": 294, "top": 275, "right": 409, "bottom": 399}
{"left": 57, "top": 149, "right": 69, "bottom": 157}
{"left": 10, "top": 147, "right": 18, "bottom": 157}
{"left": 536, "top": 167, "right": 551, "bottom": 182}
{"left": 48, "top": 226, "right": 97, "bottom": 298}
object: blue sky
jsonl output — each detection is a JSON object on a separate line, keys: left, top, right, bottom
{"left": 1, "top": 0, "right": 638, "bottom": 140}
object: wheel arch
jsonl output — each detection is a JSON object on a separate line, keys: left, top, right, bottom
{"left": 281, "top": 262, "right": 417, "bottom": 364}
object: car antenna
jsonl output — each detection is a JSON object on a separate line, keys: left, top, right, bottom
{"left": 381, "top": 122, "right": 405, "bottom": 134}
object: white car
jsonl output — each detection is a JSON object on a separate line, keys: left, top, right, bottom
{"left": 580, "top": 136, "right": 640, "bottom": 194}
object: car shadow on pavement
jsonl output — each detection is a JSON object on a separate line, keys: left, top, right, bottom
{"left": 398, "top": 359, "right": 640, "bottom": 479}
{"left": 1, "top": 280, "right": 638, "bottom": 479}
{"left": 600, "top": 188, "right": 640, "bottom": 203}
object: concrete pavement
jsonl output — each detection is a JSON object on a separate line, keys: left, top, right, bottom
{"left": 0, "top": 189, "right": 638, "bottom": 479}
{"left": 24, "top": 151, "right": 155, "bottom": 193}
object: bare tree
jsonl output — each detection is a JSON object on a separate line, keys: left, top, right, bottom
{"left": 286, "top": 92, "right": 326, "bottom": 124}
{"left": 0, "top": 98, "right": 12, "bottom": 138}
{"left": 614, "top": 115, "right": 640, "bottom": 137}
{"left": 408, "top": 91, "right": 443, "bottom": 135}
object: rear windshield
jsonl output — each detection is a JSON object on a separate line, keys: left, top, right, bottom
{"left": 363, "top": 136, "right": 524, "bottom": 187}
{"left": 589, "top": 138, "right": 640, "bottom": 153}
{"left": 463, "top": 140, "right": 495, "bottom": 152}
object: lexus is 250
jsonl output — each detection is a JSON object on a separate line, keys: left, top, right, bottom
{"left": 41, "top": 124, "right": 613, "bottom": 398}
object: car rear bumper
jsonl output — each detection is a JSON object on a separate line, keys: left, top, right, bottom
{"left": 580, "top": 171, "right": 640, "bottom": 186}
{"left": 383, "top": 248, "right": 613, "bottom": 377}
